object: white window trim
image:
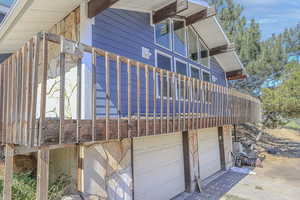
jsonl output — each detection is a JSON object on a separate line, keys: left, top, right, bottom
{"left": 172, "top": 18, "right": 188, "bottom": 58}
{"left": 155, "top": 49, "right": 173, "bottom": 99}
{"left": 154, "top": 19, "right": 173, "bottom": 51}
{"left": 187, "top": 27, "right": 199, "bottom": 63}
{"left": 174, "top": 58, "right": 189, "bottom": 100}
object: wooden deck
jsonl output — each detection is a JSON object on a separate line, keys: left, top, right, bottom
{"left": 0, "top": 32, "right": 261, "bottom": 148}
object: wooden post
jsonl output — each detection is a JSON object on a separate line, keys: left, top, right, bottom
{"left": 59, "top": 50, "right": 65, "bottom": 144}
{"left": 92, "top": 48, "right": 96, "bottom": 141}
{"left": 76, "top": 58, "right": 82, "bottom": 143}
{"left": 160, "top": 70, "right": 163, "bottom": 134}
{"left": 127, "top": 59, "right": 131, "bottom": 138}
{"left": 36, "top": 148, "right": 50, "bottom": 200}
{"left": 166, "top": 71, "right": 170, "bottom": 133}
{"left": 178, "top": 74, "right": 181, "bottom": 131}
{"left": 136, "top": 63, "right": 141, "bottom": 136}
{"left": 182, "top": 131, "right": 191, "bottom": 192}
{"left": 117, "top": 56, "right": 121, "bottom": 139}
{"left": 3, "top": 144, "right": 14, "bottom": 200}
{"left": 145, "top": 65, "right": 149, "bottom": 135}
{"left": 105, "top": 52, "right": 110, "bottom": 140}
{"left": 153, "top": 69, "right": 157, "bottom": 135}
{"left": 76, "top": 144, "right": 84, "bottom": 192}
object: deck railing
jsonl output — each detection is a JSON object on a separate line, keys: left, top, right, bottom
{"left": 0, "top": 32, "right": 261, "bottom": 147}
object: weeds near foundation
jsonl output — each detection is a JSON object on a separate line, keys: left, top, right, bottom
{"left": 0, "top": 172, "right": 71, "bottom": 200}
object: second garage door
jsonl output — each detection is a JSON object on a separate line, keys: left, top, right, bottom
{"left": 198, "top": 128, "right": 221, "bottom": 180}
{"left": 133, "top": 133, "right": 185, "bottom": 200}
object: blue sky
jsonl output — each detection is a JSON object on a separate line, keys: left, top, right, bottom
{"left": 235, "top": 0, "right": 300, "bottom": 40}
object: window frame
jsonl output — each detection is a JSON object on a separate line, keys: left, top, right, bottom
{"left": 154, "top": 19, "right": 172, "bottom": 51}
{"left": 202, "top": 69, "right": 211, "bottom": 82}
{"left": 155, "top": 49, "right": 173, "bottom": 99}
{"left": 189, "top": 64, "right": 201, "bottom": 80}
{"left": 172, "top": 18, "right": 188, "bottom": 57}
{"left": 174, "top": 57, "right": 189, "bottom": 100}
{"left": 187, "top": 27, "right": 200, "bottom": 63}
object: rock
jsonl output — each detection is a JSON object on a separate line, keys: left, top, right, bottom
{"left": 62, "top": 195, "right": 82, "bottom": 200}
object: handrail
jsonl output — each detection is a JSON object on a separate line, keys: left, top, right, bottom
{"left": 0, "top": 32, "right": 261, "bottom": 147}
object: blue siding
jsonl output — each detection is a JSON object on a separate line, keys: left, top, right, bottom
{"left": 92, "top": 8, "right": 227, "bottom": 117}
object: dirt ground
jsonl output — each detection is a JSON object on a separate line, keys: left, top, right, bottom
{"left": 183, "top": 126, "right": 300, "bottom": 200}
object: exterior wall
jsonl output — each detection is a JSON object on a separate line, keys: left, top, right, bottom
{"left": 83, "top": 140, "right": 132, "bottom": 200}
{"left": 223, "top": 125, "right": 233, "bottom": 169}
{"left": 91, "top": 8, "right": 227, "bottom": 117}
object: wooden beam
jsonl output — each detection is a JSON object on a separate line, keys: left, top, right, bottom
{"left": 152, "top": 0, "right": 188, "bottom": 24}
{"left": 88, "top": 0, "right": 119, "bottom": 18}
{"left": 186, "top": 7, "right": 216, "bottom": 26}
{"left": 36, "top": 148, "right": 49, "bottom": 200}
{"left": 218, "top": 127, "right": 226, "bottom": 169}
{"left": 209, "top": 43, "right": 235, "bottom": 57}
{"left": 3, "top": 144, "right": 14, "bottom": 200}
{"left": 182, "top": 131, "right": 191, "bottom": 192}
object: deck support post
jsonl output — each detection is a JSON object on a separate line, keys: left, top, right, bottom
{"left": 3, "top": 144, "right": 14, "bottom": 200}
{"left": 76, "top": 144, "right": 84, "bottom": 192}
{"left": 36, "top": 148, "right": 50, "bottom": 200}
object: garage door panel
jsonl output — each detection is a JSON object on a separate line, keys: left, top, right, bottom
{"left": 198, "top": 128, "right": 221, "bottom": 180}
{"left": 134, "top": 133, "right": 185, "bottom": 200}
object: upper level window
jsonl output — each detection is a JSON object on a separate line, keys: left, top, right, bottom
{"left": 156, "top": 51, "right": 172, "bottom": 97}
{"left": 190, "top": 65, "right": 200, "bottom": 79}
{"left": 173, "top": 20, "right": 187, "bottom": 56}
{"left": 155, "top": 19, "right": 171, "bottom": 49}
{"left": 199, "top": 40, "right": 209, "bottom": 67}
{"left": 175, "top": 58, "right": 188, "bottom": 76}
{"left": 202, "top": 70, "right": 211, "bottom": 82}
{"left": 187, "top": 28, "right": 198, "bottom": 62}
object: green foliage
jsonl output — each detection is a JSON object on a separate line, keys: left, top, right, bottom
{"left": 0, "top": 172, "right": 71, "bottom": 200}
{"left": 261, "top": 62, "right": 300, "bottom": 127}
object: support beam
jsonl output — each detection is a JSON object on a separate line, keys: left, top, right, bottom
{"left": 182, "top": 131, "right": 191, "bottom": 192}
{"left": 218, "top": 127, "right": 226, "bottom": 170}
{"left": 3, "top": 144, "right": 14, "bottom": 200}
{"left": 76, "top": 144, "right": 84, "bottom": 192}
{"left": 209, "top": 43, "right": 235, "bottom": 57}
{"left": 88, "top": 0, "right": 119, "bottom": 18}
{"left": 226, "top": 69, "right": 246, "bottom": 80}
{"left": 36, "top": 148, "right": 50, "bottom": 200}
{"left": 152, "top": 0, "right": 188, "bottom": 24}
{"left": 185, "top": 7, "right": 216, "bottom": 26}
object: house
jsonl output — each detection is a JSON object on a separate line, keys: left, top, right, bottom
{"left": 0, "top": 0, "right": 261, "bottom": 200}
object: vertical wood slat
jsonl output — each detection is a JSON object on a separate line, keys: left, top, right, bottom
{"left": 3, "top": 144, "right": 14, "bottom": 200}
{"left": 183, "top": 76, "right": 186, "bottom": 130}
{"left": 160, "top": 70, "right": 163, "bottom": 134}
{"left": 136, "top": 62, "right": 141, "bottom": 136}
{"left": 166, "top": 71, "right": 170, "bottom": 133}
{"left": 153, "top": 68, "right": 157, "bottom": 135}
{"left": 39, "top": 33, "right": 48, "bottom": 146}
{"left": 11, "top": 54, "right": 17, "bottom": 143}
{"left": 29, "top": 35, "right": 41, "bottom": 146}
{"left": 59, "top": 47, "right": 66, "bottom": 144}
{"left": 127, "top": 59, "right": 131, "bottom": 138}
{"left": 197, "top": 80, "right": 200, "bottom": 129}
{"left": 177, "top": 74, "right": 181, "bottom": 131}
{"left": 16, "top": 51, "right": 23, "bottom": 144}
{"left": 187, "top": 78, "right": 191, "bottom": 130}
{"left": 36, "top": 148, "right": 50, "bottom": 200}
{"left": 145, "top": 65, "right": 149, "bottom": 136}
{"left": 172, "top": 73, "right": 175, "bottom": 132}
{"left": 105, "top": 52, "right": 110, "bottom": 140}
{"left": 7, "top": 57, "right": 12, "bottom": 143}
{"left": 0, "top": 63, "right": 3, "bottom": 144}
{"left": 20, "top": 46, "right": 28, "bottom": 145}
{"left": 76, "top": 58, "right": 82, "bottom": 143}
{"left": 91, "top": 48, "right": 96, "bottom": 141}
{"left": 25, "top": 40, "right": 33, "bottom": 146}
{"left": 2, "top": 62, "right": 7, "bottom": 144}
{"left": 116, "top": 56, "right": 121, "bottom": 139}
{"left": 191, "top": 79, "right": 195, "bottom": 129}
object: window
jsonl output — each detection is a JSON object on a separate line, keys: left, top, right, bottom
{"left": 173, "top": 20, "right": 187, "bottom": 56}
{"left": 155, "top": 19, "right": 171, "bottom": 49}
{"left": 190, "top": 65, "right": 200, "bottom": 79}
{"left": 187, "top": 27, "right": 198, "bottom": 62}
{"left": 156, "top": 51, "right": 172, "bottom": 97}
{"left": 199, "top": 40, "right": 209, "bottom": 67}
{"left": 202, "top": 70, "right": 211, "bottom": 82}
{"left": 175, "top": 59, "right": 188, "bottom": 76}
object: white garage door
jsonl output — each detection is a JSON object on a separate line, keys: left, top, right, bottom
{"left": 133, "top": 133, "right": 185, "bottom": 200}
{"left": 198, "top": 128, "right": 221, "bottom": 180}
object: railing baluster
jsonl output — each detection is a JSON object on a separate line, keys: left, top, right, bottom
{"left": 166, "top": 71, "right": 170, "bottom": 133}
{"left": 136, "top": 62, "right": 140, "bottom": 137}
{"left": 7, "top": 57, "right": 12, "bottom": 144}
{"left": 92, "top": 48, "right": 96, "bottom": 141}
{"left": 160, "top": 70, "right": 163, "bottom": 134}
{"left": 177, "top": 74, "right": 181, "bottom": 131}
{"left": 39, "top": 33, "right": 48, "bottom": 146}
{"left": 127, "top": 59, "right": 131, "bottom": 138}
{"left": 25, "top": 40, "right": 33, "bottom": 146}
{"left": 0, "top": 64, "right": 3, "bottom": 144}
{"left": 117, "top": 56, "right": 121, "bottom": 139}
{"left": 183, "top": 77, "right": 186, "bottom": 130}
{"left": 188, "top": 78, "right": 191, "bottom": 130}
{"left": 145, "top": 65, "right": 149, "bottom": 136}
{"left": 77, "top": 57, "right": 82, "bottom": 143}
{"left": 59, "top": 39, "right": 66, "bottom": 144}
{"left": 192, "top": 79, "right": 195, "bottom": 129}
{"left": 172, "top": 72, "right": 175, "bottom": 132}
{"left": 30, "top": 35, "right": 41, "bottom": 146}
{"left": 20, "top": 46, "right": 27, "bottom": 145}
{"left": 105, "top": 52, "right": 110, "bottom": 140}
{"left": 197, "top": 80, "right": 200, "bottom": 129}
{"left": 153, "top": 68, "right": 156, "bottom": 135}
